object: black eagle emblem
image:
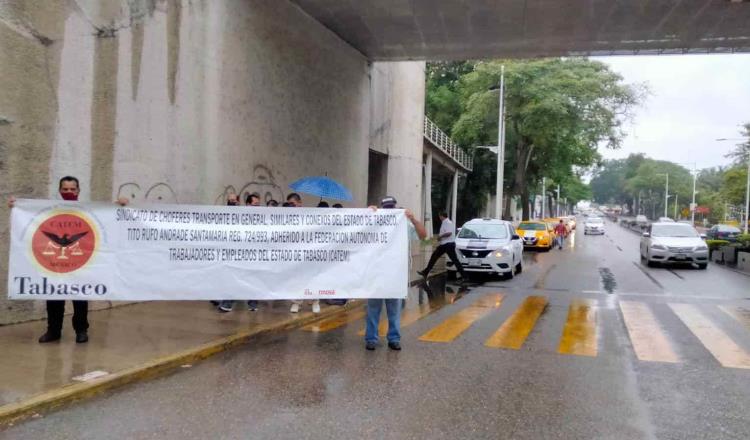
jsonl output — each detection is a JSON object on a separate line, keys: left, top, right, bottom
{"left": 42, "top": 231, "right": 88, "bottom": 248}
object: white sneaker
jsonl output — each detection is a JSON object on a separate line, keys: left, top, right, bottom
{"left": 312, "top": 300, "right": 321, "bottom": 314}
{"left": 290, "top": 303, "right": 300, "bottom": 313}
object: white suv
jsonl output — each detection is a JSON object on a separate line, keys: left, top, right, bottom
{"left": 447, "top": 218, "right": 524, "bottom": 279}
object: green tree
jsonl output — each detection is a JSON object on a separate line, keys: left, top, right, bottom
{"left": 451, "top": 59, "right": 642, "bottom": 220}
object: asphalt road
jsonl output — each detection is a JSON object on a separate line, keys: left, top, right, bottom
{"left": 4, "top": 217, "right": 750, "bottom": 440}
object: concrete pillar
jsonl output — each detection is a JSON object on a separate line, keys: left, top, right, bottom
{"left": 423, "top": 150, "right": 433, "bottom": 237}
{"left": 451, "top": 170, "right": 459, "bottom": 224}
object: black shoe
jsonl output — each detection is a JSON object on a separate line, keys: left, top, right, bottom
{"left": 365, "top": 342, "right": 377, "bottom": 351}
{"left": 417, "top": 269, "right": 428, "bottom": 279}
{"left": 388, "top": 341, "right": 402, "bottom": 351}
{"left": 76, "top": 332, "right": 89, "bottom": 343}
{"left": 38, "top": 332, "right": 61, "bottom": 343}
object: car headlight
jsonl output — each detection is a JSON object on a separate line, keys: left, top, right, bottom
{"left": 494, "top": 251, "right": 503, "bottom": 258}
{"left": 651, "top": 244, "right": 667, "bottom": 250}
{"left": 694, "top": 245, "right": 708, "bottom": 251}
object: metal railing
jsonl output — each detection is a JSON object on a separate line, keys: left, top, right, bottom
{"left": 423, "top": 116, "right": 473, "bottom": 171}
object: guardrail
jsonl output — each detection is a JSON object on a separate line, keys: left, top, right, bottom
{"left": 423, "top": 116, "right": 473, "bottom": 171}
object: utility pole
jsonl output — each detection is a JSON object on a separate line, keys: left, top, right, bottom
{"left": 674, "top": 194, "right": 678, "bottom": 220}
{"left": 745, "top": 156, "right": 750, "bottom": 234}
{"left": 663, "top": 173, "right": 669, "bottom": 218}
{"left": 689, "top": 168, "right": 697, "bottom": 224}
{"left": 541, "top": 177, "right": 546, "bottom": 220}
{"left": 555, "top": 184, "right": 560, "bottom": 217}
{"left": 495, "top": 65, "right": 506, "bottom": 220}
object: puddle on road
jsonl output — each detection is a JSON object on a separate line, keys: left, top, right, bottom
{"left": 598, "top": 267, "right": 617, "bottom": 294}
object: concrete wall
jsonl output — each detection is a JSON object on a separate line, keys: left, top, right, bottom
{"left": 369, "top": 61, "right": 426, "bottom": 218}
{"left": 0, "top": 0, "right": 400, "bottom": 325}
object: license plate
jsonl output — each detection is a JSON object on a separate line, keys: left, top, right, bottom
{"left": 674, "top": 254, "right": 687, "bottom": 260}
{"left": 468, "top": 258, "right": 482, "bottom": 266}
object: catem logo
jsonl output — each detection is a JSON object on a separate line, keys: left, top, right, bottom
{"left": 30, "top": 212, "right": 97, "bottom": 274}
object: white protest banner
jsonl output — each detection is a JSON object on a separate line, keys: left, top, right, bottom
{"left": 8, "top": 199, "right": 409, "bottom": 300}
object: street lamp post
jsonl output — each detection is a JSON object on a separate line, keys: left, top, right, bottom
{"left": 476, "top": 66, "right": 507, "bottom": 220}
{"left": 657, "top": 173, "right": 669, "bottom": 218}
{"left": 541, "top": 177, "right": 546, "bottom": 219}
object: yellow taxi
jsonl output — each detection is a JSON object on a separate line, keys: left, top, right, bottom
{"left": 516, "top": 221, "right": 555, "bottom": 251}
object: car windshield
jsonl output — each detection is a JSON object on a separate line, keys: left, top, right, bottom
{"left": 717, "top": 225, "right": 740, "bottom": 233}
{"left": 518, "top": 223, "right": 546, "bottom": 231}
{"left": 458, "top": 224, "right": 509, "bottom": 239}
{"left": 587, "top": 218, "right": 604, "bottom": 224}
{"left": 651, "top": 224, "right": 699, "bottom": 238}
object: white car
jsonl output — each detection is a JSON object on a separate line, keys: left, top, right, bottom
{"left": 584, "top": 217, "right": 605, "bottom": 235}
{"left": 640, "top": 222, "right": 708, "bottom": 269}
{"left": 448, "top": 218, "right": 524, "bottom": 279}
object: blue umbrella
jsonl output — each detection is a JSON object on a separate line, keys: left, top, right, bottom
{"left": 289, "top": 176, "right": 353, "bottom": 202}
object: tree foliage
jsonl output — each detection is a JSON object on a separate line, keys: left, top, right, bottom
{"left": 426, "top": 59, "right": 642, "bottom": 220}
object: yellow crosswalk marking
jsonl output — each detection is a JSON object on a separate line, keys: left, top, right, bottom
{"left": 301, "top": 308, "right": 367, "bottom": 332}
{"left": 719, "top": 306, "right": 750, "bottom": 332}
{"left": 558, "top": 298, "right": 598, "bottom": 357}
{"left": 419, "top": 293, "right": 504, "bottom": 343}
{"left": 620, "top": 301, "right": 679, "bottom": 363}
{"left": 485, "top": 296, "right": 548, "bottom": 349}
{"left": 671, "top": 303, "right": 750, "bottom": 369}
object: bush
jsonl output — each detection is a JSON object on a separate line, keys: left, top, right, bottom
{"left": 738, "top": 233, "right": 750, "bottom": 247}
{"left": 706, "top": 240, "right": 730, "bottom": 251}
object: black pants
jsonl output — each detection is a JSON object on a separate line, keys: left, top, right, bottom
{"left": 424, "top": 242, "right": 465, "bottom": 276}
{"left": 46, "top": 300, "right": 89, "bottom": 335}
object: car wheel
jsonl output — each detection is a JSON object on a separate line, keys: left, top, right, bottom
{"left": 697, "top": 263, "right": 707, "bottom": 270}
{"left": 506, "top": 267, "right": 514, "bottom": 280}
{"left": 515, "top": 261, "right": 523, "bottom": 274}
{"left": 646, "top": 255, "right": 658, "bottom": 268}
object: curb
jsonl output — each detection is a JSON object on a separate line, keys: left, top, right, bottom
{"left": 0, "top": 301, "right": 361, "bottom": 428}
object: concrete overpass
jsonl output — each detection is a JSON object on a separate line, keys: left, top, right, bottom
{"left": 291, "top": 0, "right": 750, "bottom": 59}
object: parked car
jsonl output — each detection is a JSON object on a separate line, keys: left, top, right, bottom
{"left": 516, "top": 221, "right": 554, "bottom": 250}
{"left": 640, "top": 222, "right": 709, "bottom": 269}
{"left": 706, "top": 224, "right": 741, "bottom": 242}
{"left": 566, "top": 216, "right": 577, "bottom": 230}
{"left": 584, "top": 217, "right": 605, "bottom": 235}
{"left": 635, "top": 215, "right": 649, "bottom": 229}
{"left": 449, "top": 218, "right": 524, "bottom": 279}
{"left": 658, "top": 217, "right": 674, "bottom": 223}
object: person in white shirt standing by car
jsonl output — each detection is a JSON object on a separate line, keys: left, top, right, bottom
{"left": 418, "top": 211, "right": 466, "bottom": 282}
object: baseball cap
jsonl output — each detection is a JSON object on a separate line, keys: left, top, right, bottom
{"left": 380, "top": 196, "right": 397, "bottom": 209}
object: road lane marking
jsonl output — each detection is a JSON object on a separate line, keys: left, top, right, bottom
{"left": 485, "top": 296, "right": 547, "bottom": 349}
{"left": 719, "top": 306, "right": 750, "bottom": 332}
{"left": 620, "top": 301, "right": 679, "bottom": 363}
{"left": 558, "top": 298, "right": 598, "bottom": 357}
{"left": 670, "top": 304, "right": 750, "bottom": 369}
{"left": 301, "top": 308, "right": 367, "bottom": 332}
{"left": 419, "top": 293, "right": 504, "bottom": 343}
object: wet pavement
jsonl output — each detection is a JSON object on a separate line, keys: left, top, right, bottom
{"left": 3, "top": 220, "right": 749, "bottom": 439}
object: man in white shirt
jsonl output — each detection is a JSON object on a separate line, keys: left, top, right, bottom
{"left": 418, "top": 211, "right": 466, "bottom": 281}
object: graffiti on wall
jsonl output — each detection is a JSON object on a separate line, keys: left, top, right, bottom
{"left": 116, "top": 165, "right": 287, "bottom": 206}
{"left": 214, "top": 165, "right": 285, "bottom": 205}
{"left": 116, "top": 182, "right": 178, "bottom": 203}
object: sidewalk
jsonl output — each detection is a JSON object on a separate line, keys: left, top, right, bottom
{"left": 0, "top": 244, "right": 444, "bottom": 425}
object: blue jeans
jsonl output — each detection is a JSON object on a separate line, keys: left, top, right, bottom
{"left": 365, "top": 298, "right": 401, "bottom": 344}
{"left": 556, "top": 235, "right": 565, "bottom": 248}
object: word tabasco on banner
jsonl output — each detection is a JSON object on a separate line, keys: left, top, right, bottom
{"left": 8, "top": 199, "right": 409, "bottom": 300}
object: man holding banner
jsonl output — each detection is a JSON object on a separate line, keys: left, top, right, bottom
{"left": 7, "top": 176, "right": 128, "bottom": 343}
{"left": 364, "top": 196, "right": 427, "bottom": 351}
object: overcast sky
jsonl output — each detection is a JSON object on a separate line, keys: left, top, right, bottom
{"left": 593, "top": 54, "right": 750, "bottom": 171}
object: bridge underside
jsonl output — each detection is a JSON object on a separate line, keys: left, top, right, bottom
{"left": 290, "top": 0, "right": 750, "bottom": 60}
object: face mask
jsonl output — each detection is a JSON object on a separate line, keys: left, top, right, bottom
{"left": 61, "top": 192, "right": 78, "bottom": 201}
{"left": 227, "top": 201, "right": 238, "bottom": 206}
